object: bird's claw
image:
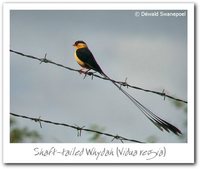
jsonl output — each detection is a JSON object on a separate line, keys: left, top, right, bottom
{"left": 78, "top": 69, "right": 85, "bottom": 74}
{"left": 83, "top": 73, "right": 87, "bottom": 79}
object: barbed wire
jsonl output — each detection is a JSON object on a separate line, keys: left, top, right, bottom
{"left": 10, "top": 49, "right": 187, "bottom": 103}
{"left": 10, "top": 112, "right": 144, "bottom": 143}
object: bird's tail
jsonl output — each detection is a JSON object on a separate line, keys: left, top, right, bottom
{"left": 101, "top": 72, "right": 182, "bottom": 136}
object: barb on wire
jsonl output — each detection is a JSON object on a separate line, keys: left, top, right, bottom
{"left": 111, "top": 135, "right": 124, "bottom": 143}
{"left": 10, "top": 49, "right": 187, "bottom": 103}
{"left": 74, "top": 124, "right": 85, "bottom": 137}
{"left": 33, "top": 116, "right": 42, "bottom": 128}
{"left": 10, "top": 112, "right": 143, "bottom": 143}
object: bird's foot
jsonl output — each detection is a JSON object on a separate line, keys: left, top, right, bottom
{"left": 83, "top": 69, "right": 91, "bottom": 79}
{"left": 78, "top": 69, "right": 85, "bottom": 74}
{"left": 78, "top": 69, "right": 91, "bottom": 79}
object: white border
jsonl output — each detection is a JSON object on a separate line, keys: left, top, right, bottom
{"left": 3, "top": 2, "right": 194, "bottom": 163}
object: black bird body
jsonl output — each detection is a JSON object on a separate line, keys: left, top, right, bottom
{"left": 76, "top": 47, "right": 103, "bottom": 73}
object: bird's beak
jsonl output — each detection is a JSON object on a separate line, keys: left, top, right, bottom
{"left": 73, "top": 43, "right": 76, "bottom": 46}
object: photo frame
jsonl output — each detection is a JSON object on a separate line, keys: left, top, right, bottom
{"left": 3, "top": 2, "right": 194, "bottom": 163}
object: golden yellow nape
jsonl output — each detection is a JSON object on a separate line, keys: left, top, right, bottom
{"left": 77, "top": 43, "right": 87, "bottom": 49}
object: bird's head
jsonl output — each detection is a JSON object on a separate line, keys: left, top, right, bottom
{"left": 73, "top": 40, "right": 88, "bottom": 49}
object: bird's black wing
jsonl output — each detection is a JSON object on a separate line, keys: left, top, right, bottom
{"left": 76, "top": 48, "right": 103, "bottom": 73}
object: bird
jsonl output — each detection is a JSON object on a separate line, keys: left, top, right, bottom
{"left": 73, "top": 40, "right": 182, "bottom": 136}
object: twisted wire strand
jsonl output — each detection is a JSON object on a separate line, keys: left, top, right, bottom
{"left": 10, "top": 112, "right": 144, "bottom": 143}
{"left": 10, "top": 49, "right": 187, "bottom": 103}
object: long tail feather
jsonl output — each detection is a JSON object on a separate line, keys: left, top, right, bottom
{"left": 102, "top": 73, "right": 182, "bottom": 135}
